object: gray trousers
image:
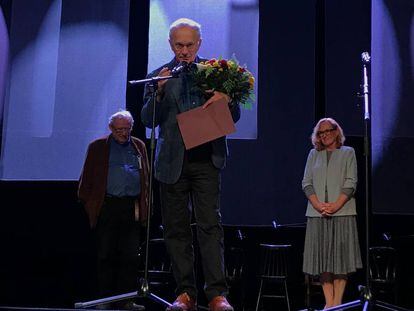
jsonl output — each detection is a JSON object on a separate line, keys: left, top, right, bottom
{"left": 159, "top": 158, "right": 228, "bottom": 301}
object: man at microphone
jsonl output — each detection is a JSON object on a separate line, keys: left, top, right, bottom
{"left": 141, "top": 18, "right": 240, "bottom": 311}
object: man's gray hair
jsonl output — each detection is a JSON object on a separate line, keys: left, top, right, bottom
{"left": 108, "top": 110, "right": 134, "bottom": 127}
{"left": 169, "top": 18, "right": 202, "bottom": 39}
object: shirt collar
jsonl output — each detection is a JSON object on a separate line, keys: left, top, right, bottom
{"left": 109, "top": 135, "right": 131, "bottom": 147}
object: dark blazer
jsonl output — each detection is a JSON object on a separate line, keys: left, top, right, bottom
{"left": 78, "top": 135, "right": 149, "bottom": 228}
{"left": 141, "top": 58, "right": 241, "bottom": 184}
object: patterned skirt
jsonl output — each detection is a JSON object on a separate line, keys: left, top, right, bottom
{"left": 303, "top": 215, "right": 363, "bottom": 276}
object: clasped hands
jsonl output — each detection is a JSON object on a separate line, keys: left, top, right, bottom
{"left": 316, "top": 201, "right": 341, "bottom": 217}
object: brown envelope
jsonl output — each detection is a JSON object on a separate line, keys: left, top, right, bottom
{"left": 176, "top": 98, "right": 236, "bottom": 150}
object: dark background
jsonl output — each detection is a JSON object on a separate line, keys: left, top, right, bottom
{"left": 1, "top": 0, "right": 414, "bottom": 310}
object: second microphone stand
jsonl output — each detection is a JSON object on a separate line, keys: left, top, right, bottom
{"left": 304, "top": 53, "right": 409, "bottom": 311}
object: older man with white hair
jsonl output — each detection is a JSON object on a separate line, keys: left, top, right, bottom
{"left": 142, "top": 18, "right": 240, "bottom": 311}
{"left": 79, "top": 110, "right": 149, "bottom": 310}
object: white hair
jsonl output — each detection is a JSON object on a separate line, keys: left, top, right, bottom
{"left": 108, "top": 110, "right": 134, "bottom": 127}
{"left": 169, "top": 18, "right": 202, "bottom": 39}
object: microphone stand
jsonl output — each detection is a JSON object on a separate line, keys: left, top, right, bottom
{"left": 74, "top": 74, "right": 176, "bottom": 310}
{"left": 301, "top": 53, "right": 409, "bottom": 311}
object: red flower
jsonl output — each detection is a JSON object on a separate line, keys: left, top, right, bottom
{"left": 238, "top": 67, "right": 246, "bottom": 73}
{"left": 219, "top": 59, "right": 228, "bottom": 68}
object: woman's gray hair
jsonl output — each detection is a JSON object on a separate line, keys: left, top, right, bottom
{"left": 108, "top": 110, "right": 134, "bottom": 127}
{"left": 169, "top": 18, "right": 202, "bottom": 39}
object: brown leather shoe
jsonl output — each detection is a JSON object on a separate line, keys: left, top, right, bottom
{"left": 208, "top": 296, "right": 234, "bottom": 311}
{"left": 167, "top": 292, "right": 197, "bottom": 311}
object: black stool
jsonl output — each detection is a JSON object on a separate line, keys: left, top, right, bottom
{"left": 369, "top": 246, "right": 398, "bottom": 303}
{"left": 304, "top": 274, "right": 323, "bottom": 308}
{"left": 225, "top": 246, "right": 246, "bottom": 311}
{"left": 255, "top": 244, "right": 291, "bottom": 311}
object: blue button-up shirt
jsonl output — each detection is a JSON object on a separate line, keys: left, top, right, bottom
{"left": 106, "top": 137, "right": 141, "bottom": 197}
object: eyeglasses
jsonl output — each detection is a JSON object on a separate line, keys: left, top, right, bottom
{"left": 112, "top": 127, "right": 131, "bottom": 133}
{"left": 317, "top": 128, "right": 336, "bottom": 137}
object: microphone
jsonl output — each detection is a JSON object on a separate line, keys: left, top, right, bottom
{"left": 171, "top": 61, "right": 189, "bottom": 76}
{"left": 361, "top": 52, "right": 371, "bottom": 64}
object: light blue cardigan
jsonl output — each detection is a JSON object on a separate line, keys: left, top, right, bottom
{"left": 302, "top": 146, "right": 357, "bottom": 217}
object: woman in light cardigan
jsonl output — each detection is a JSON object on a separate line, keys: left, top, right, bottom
{"left": 302, "top": 118, "right": 362, "bottom": 309}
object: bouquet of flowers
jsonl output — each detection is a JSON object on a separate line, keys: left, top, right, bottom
{"left": 192, "top": 56, "right": 255, "bottom": 109}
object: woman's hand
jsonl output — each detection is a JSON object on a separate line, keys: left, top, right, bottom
{"left": 322, "top": 202, "right": 341, "bottom": 216}
{"left": 323, "top": 193, "right": 349, "bottom": 216}
{"left": 309, "top": 195, "right": 330, "bottom": 216}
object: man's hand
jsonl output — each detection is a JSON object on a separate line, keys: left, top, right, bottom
{"left": 155, "top": 67, "right": 170, "bottom": 102}
{"left": 202, "top": 91, "right": 231, "bottom": 109}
